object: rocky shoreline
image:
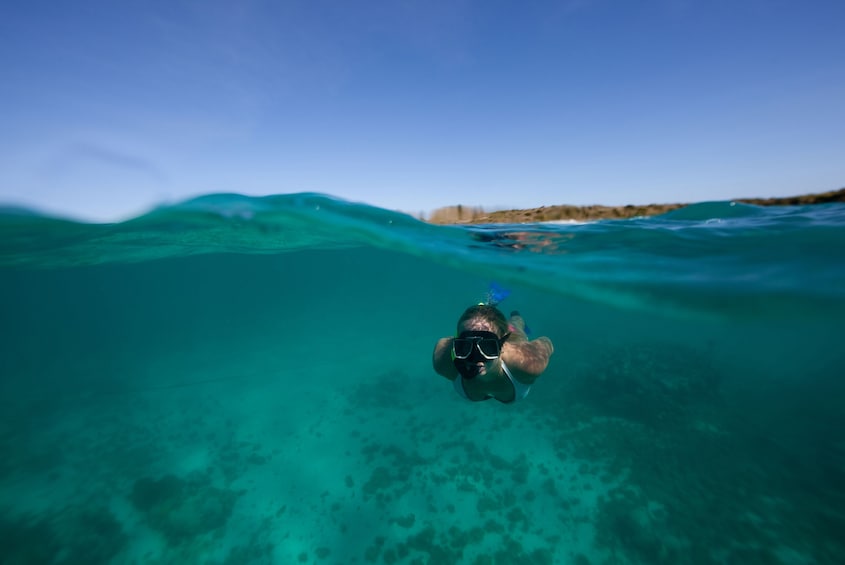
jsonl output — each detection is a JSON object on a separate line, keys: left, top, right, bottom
{"left": 426, "top": 187, "right": 845, "bottom": 224}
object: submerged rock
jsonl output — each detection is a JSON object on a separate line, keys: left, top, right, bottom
{"left": 130, "top": 473, "right": 239, "bottom": 543}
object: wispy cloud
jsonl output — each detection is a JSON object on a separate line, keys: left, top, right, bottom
{"left": 42, "top": 143, "right": 166, "bottom": 182}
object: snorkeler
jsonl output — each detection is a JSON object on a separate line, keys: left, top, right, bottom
{"left": 432, "top": 302, "right": 554, "bottom": 404}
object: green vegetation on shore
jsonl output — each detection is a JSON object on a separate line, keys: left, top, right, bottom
{"left": 425, "top": 187, "right": 845, "bottom": 224}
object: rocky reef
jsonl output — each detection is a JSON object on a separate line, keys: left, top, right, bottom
{"left": 427, "top": 187, "right": 845, "bottom": 224}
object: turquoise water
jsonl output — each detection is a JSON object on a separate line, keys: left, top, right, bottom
{"left": 1, "top": 193, "right": 844, "bottom": 564}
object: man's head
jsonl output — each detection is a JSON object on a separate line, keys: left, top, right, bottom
{"left": 453, "top": 305, "right": 510, "bottom": 379}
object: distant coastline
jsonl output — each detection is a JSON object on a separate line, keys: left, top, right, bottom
{"left": 425, "top": 187, "right": 845, "bottom": 224}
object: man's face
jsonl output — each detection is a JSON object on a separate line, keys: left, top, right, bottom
{"left": 456, "top": 319, "right": 500, "bottom": 378}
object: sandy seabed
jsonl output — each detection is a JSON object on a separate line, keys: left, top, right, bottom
{"left": 2, "top": 343, "right": 842, "bottom": 565}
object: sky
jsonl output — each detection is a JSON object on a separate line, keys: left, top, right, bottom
{"left": 1, "top": 0, "right": 844, "bottom": 221}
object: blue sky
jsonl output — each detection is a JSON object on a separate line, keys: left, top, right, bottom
{"left": 1, "top": 0, "right": 843, "bottom": 221}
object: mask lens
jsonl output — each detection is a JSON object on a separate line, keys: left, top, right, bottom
{"left": 477, "top": 338, "right": 500, "bottom": 358}
{"left": 452, "top": 339, "right": 474, "bottom": 359}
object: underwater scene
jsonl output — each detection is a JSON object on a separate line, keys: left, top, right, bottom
{"left": 1, "top": 193, "right": 844, "bottom": 564}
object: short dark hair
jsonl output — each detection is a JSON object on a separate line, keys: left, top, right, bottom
{"left": 456, "top": 304, "right": 508, "bottom": 336}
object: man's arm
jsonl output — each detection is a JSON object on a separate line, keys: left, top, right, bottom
{"left": 432, "top": 337, "right": 458, "bottom": 380}
{"left": 503, "top": 337, "right": 554, "bottom": 384}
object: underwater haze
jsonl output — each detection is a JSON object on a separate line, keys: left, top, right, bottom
{"left": 1, "top": 193, "right": 845, "bottom": 564}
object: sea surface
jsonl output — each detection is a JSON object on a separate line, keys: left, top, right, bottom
{"left": 1, "top": 193, "right": 844, "bottom": 564}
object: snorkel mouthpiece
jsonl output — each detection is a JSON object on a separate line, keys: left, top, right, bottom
{"left": 456, "top": 361, "right": 482, "bottom": 380}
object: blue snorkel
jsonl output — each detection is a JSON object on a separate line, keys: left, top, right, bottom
{"left": 485, "top": 282, "right": 531, "bottom": 335}
{"left": 485, "top": 282, "right": 510, "bottom": 306}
